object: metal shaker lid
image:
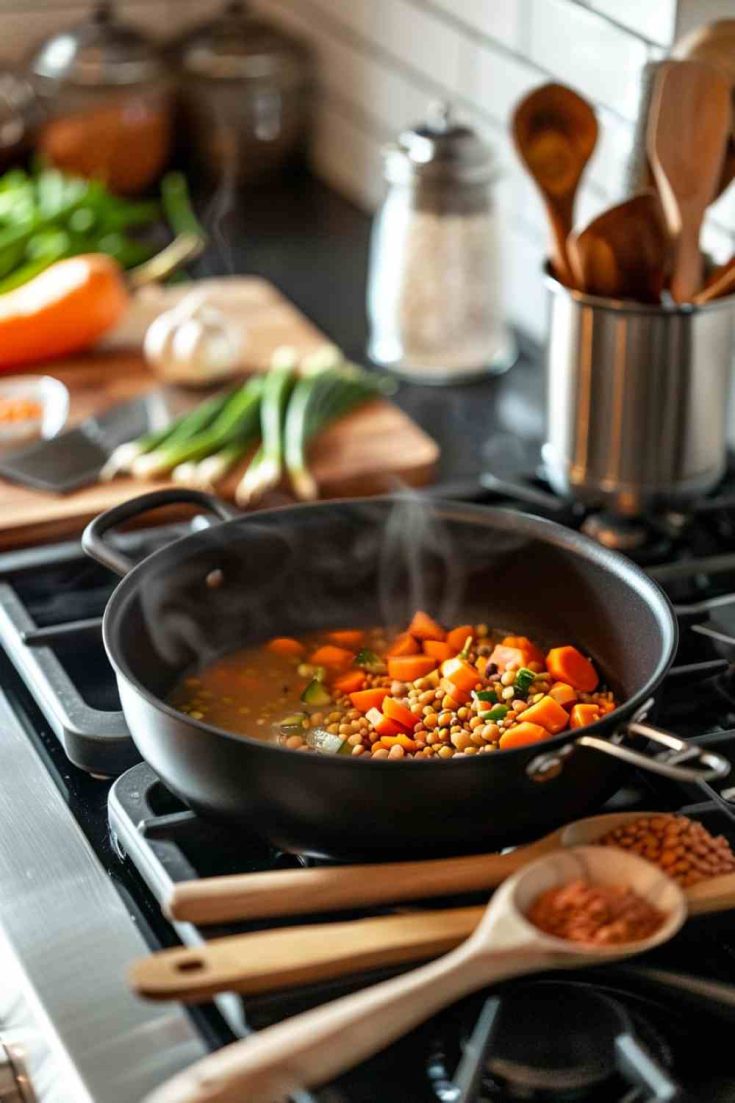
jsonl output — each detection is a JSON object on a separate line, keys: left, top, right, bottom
{"left": 383, "top": 102, "right": 494, "bottom": 184}
{"left": 28, "top": 1, "right": 165, "bottom": 86}
{"left": 169, "top": 0, "right": 310, "bottom": 86}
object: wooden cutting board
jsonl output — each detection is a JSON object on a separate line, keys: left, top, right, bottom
{"left": 0, "top": 278, "right": 438, "bottom": 550}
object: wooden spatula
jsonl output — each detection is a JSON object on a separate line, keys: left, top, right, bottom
{"left": 512, "top": 82, "right": 598, "bottom": 287}
{"left": 647, "top": 60, "right": 731, "bottom": 302}
{"left": 568, "top": 191, "right": 671, "bottom": 301}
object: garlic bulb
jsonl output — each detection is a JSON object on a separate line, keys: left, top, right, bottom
{"left": 144, "top": 293, "right": 244, "bottom": 385}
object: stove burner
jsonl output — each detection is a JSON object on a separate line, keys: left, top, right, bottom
{"left": 581, "top": 511, "right": 655, "bottom": 552}
{"left": 483, "top": 985, "right": 624, "bottom": 1094}
{"left": 428, "top": 980, "right": 679, "bottom": 1103}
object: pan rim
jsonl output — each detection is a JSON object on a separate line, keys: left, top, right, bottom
{"left": 100, "top": 495, "right": 678, "bottom": 769}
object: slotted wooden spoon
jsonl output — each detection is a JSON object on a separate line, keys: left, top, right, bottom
{"left": 142, "top": 846, "right": 684, "bottom": 1103}
{"left": 512, "top": 82, "right": 598, "bottom": 287}
{"left": 568, "top": 191, "right": 672, "bottom": 301}
{"left": 647, "top": 59, "right": 731, "bottom": 301}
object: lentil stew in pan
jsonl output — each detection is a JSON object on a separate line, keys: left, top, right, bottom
{"left": 170, "top": 610, "right": 618, "bottom": 760}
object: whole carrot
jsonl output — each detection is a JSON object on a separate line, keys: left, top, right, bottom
{"left": 0, "top": 253, "right": 128, "bottom": 370}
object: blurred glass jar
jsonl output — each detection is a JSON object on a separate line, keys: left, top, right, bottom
{"left": 0, "top": 69, "right": 39, "bottom": 171}
{"left": 367, "top": 104, "right": 515, "bottom": 384}
{"left": 27, "top": 1, "right": 172, "bottom": 195}
{"left": 168, "top": 0, "right": 313, "bottom": 185}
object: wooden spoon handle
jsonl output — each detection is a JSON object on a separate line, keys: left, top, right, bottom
{"left": 685, "top": 871, "right": 735, "bottom": 914}
{"left": 131, "top": 906, "right": 482, "bottom": 1002}
{"left": 142, "top": 941, "right": 539, "bottom": 1103}
{"left": 166, "top": 842, "right": 550, "bottom": 926}
{"left": 671, "top": 220, "right": 704, "bottom": 302}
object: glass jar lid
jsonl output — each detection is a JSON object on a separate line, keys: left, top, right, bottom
{"left": 384, "top": 102, "right": 494, "bottom": 185}
{"left": 28, "top": 1, "right": 166, "bottom": 87}
{"left": 170, "top": 0, "right": 310, "bottom": 86}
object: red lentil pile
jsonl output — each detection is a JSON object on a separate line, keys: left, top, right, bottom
{"left": 528, "top": 879, "right": 666, "bottom": 945}
{"left": 598, "top": 814, "right": 735, "bottom": 888}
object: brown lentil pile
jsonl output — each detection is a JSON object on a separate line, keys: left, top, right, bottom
{"left": 597, "top": 815, "right": 735, "bottom": 888}
{"left": 171, "top": 612, "right": 617, "bottom": 761}
{"left": 528, "top": 879, "right": 666, "bottom": 945}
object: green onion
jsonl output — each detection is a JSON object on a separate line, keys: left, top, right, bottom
{"left": 236, "top": 348, "right": 297, "bottom": 505}
{"left": 161, "top": 172, "right": 204, "bottom": 239}
{"left": 132, "top": 377, "right": 264, "bottom": 478}
{"left": 475, "top": 689, "right": 498, "bottom": 704}
{"left": 284, "top": 359, "right": 396, "bottom": 500}
{"left": 481, "top": 705, "right": 508, "bottom": 721}
{"left": 186, "top": 437, "right": 256, "bottom": 489}
{"left": 100, "top": 389, "right": 234, "bottom": 480}
{"left": 514, "top": 668, "right": 536, "bottom": 695}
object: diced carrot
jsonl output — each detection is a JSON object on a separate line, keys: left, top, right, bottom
{"left": 519, "top": 695, "right": 570, "bottom": 734}
{"left": 424, "top": 639, "right": 454, "bottom": 662}
{"left": 266, "top": 637, "right": 304, "bottom": 658}
{"left": 408, "top": 610, "right": 446, "bottom": 641}
{"left": 376, "top": 733, "right": 418, "bottom": 752}
{"left": 476, "top": 655, "right": 488, "bottom": 677}
{"left": 546, "top": 646, "right": 599, "bottom": 692}
{"left": 387, "top": 655, "right": 438, "bottom": 681}
{"left": 499, "top": 722, "right": 549, "bottom": 749}
{"left": 439, "top": 680, "right": 465, "bottom": 708}
{"left": 382, "top": 697, "right": 418, "bottom": 730}
{"left": 351, "top": 688, "right": 390, "bottom": 713}
{"left": 501, "top": 635, "right": 545, "bottom": 665}
{"left": 549, "top": 682, "right": 578, "bottom": 709}
{"left": 387, "top": 632, "right": 420, "bottom": 658}
{"left": 333, "top": 670, "right": 366, "bottom": 694}
{"left": 446, "top": 625, "right": 474, "bottom": 653}
{"left": 489, "top": 645, "right": 529, "bottom": 672}
{"left": 366, "top": 708, "right": 403, "bottom": 737}
{"left": 326, "top": 629, "right": 365, "bottom": 648}
{"left": 570, "top": 703, "right": 601, "bottom": 729}
{"left": 442, "top": 657, "right": 481, "bottom": 696}
{"left": 309, "top": 645, "right": 356, "bottom": 670}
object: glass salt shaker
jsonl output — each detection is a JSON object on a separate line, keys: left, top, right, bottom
{"left": 367, "top": 103, "right": 515, "bottom": 384}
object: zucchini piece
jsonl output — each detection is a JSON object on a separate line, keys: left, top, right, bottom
{"left": 306, "top": 728, "right": 347, "bottom": 754}
{"left": 355, "top": 648, "right": 387, "bottom": 674}
{"left": 301, "top": 679, "right": 332, "bottom": 706}
{"left": 475, "top": 688, "right": 498, "bottom": 704}
{"left": 279, "top": 712, "right": 307, "bottom": 732}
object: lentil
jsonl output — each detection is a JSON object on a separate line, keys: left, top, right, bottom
{"left": 598, "top": 814, "right": 735, "bottom": 888}
{"left": 528, "top": 880, "right": 665, "bottom": 945}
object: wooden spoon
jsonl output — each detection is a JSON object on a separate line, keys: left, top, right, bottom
{"left": 647, "top": 60, "right": 731, "bottom": 302}
{"left": 133, "top": 818, "right": 735, "bottom": 1004}
{"left": 132, "top": 871, "right": 735, "bottom": 1003}
{"left": 568, "top": 191, "right": 671, "bottom": 301}
{"left": 162, "top": 810, "right": 678, "bottom": 926}
{"left": 512, "top": 82, "right": 598, "bottom": 287}
{"left": 693, "top": 255, "right": 735, "bottom": 304}
{"left": 141, "top": 847, "right": 684, "bottom": 1103}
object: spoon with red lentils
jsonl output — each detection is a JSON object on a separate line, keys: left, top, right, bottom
{"left": 144, "top": 845, "right": 685, "bottom": 1103}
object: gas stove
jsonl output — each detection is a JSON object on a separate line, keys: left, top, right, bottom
{"left": 3, "top": 482, "right": 735, "bottom": 1101}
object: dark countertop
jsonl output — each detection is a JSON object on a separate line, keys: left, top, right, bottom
{"left": 194, "top": 172, "right": 545, "bottom": 490}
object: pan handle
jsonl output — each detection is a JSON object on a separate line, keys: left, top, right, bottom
{"left": 82, "top": 488, "right": 238, "bottom": 576}
{"left": 527, "top": 710, "right": 730, "bottom": 785}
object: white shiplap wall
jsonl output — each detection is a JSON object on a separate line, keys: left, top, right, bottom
{"left": 0, "top": 0, "right": 732, "bottom": 338}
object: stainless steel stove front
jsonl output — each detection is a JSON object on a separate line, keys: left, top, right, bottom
{"left": 0, "top": 689, "right": 206, "bottom": 1103}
